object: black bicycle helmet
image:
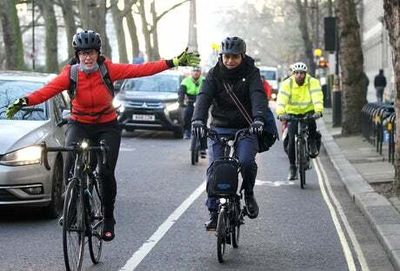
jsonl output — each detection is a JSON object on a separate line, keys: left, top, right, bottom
{"left": 220, "top": 37, "right": 246, "bottom": 54}
{"left": 72, "top": 30, "right": 101, "bottom": 52}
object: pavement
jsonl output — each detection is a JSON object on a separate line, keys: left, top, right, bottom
{"left": 320, "top": 108, "right": 400, "bottom": 270}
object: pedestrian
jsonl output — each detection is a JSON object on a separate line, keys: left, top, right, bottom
{"left": 191, "top": 36, "right": 268, "bottom": 231}
{"left": 361, "top": 71, "right": 369, "bottom": 103}
{"left": 6, "top": 29, "right": 200, "bottom": 241}
{"left": 374, "top": 69, "right": 387, "bottom": 103}
{"left": 179, "top": 66, "right": 205, "bottom": 139}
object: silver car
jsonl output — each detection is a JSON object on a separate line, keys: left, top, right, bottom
{"left": 0, "top": 71, "right": 69, "bottom": 218}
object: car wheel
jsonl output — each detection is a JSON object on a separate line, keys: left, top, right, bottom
{"left": 173, "top": 129, "right": 183, "bottom": 139}
{"left": 125, "top": 126, "right": 135, "bottom": 132}
{"left": 43, "top": 157, "right": 64, "bottom": 219}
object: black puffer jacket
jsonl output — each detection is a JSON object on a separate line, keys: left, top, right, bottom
{"left": 192, "top": 55, "right": 267, "bottom": 128}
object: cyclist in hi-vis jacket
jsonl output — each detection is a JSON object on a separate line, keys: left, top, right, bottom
{"left": 6, "top": 30, "right": 200, "bottom": 242}
{"left": 276, "top": 62, "right": 324, "bottom": 181}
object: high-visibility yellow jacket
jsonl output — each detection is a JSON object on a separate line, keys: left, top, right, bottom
{"left": 276, "top": 74, "right": 324, "bottom": 115}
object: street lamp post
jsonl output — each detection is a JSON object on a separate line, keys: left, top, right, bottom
{"left": 32, "top": 0, "right": 35, "bottom": 70}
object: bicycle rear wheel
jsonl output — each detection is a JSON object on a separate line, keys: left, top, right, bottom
{"left": 216, "top": 207, "right": 227, "bottom": 263}
{"left": 63, "top": 180, "right": 85, "bottom": 271}
{"left": 190, "top": 137, "right": 200, "bottom": 165}
{"left": 298, "top": 140, "right": 306, "bottom": 189}
{"left": 88, "top": 176, "right": 104, "bottom": 264}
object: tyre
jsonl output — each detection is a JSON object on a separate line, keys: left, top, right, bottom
{"left": 298, "top": 140, "right": 306, "bottom": 189}
{"left": 173, "top": 129, "right": 184, "bottom": 139}
{"left": 190, "top": 137, "right": 199, "bottom": 165}
{"left": 43, "top": 158, "right": 64, "bottom": 218}
{"left": 63, "top": 180, "right": 85, "bottom": 271}
{"left": 231, "top": 202, "right": 241, "bottom": 248}
{"left": 88, "top": 176, "right": 104, "bottom": 264}
{"left": 216, "top": 208, "right": 227, "bottom": 263}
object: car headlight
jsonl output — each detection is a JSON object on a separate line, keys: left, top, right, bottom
{"left": 113, "top": 97, "right": 125, "bottom": 113}
{"left": 0, "top": 145, "right": 42, "bottom": 166}
{"left": 165, "top": 102, "right": 180, "bottom": 112}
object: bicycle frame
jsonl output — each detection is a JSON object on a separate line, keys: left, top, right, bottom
{"left": 283, "top": 114, "right": 317, "bottom": 189}
{"left": 206, "top": 128, "right": 249, "bottom": 262}
{"left": 40, "top": 139, "right": 108, "bottom": 270}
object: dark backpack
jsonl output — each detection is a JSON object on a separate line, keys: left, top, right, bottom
{"left": 68, "top": 63, "right": 115, "bottom": 100}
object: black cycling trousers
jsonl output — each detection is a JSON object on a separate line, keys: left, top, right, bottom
{"left": 287, "top": 118, "right": 317, "bottom": 165}
{"left": 64, "top": 120, "right": 122, "bottom": 219}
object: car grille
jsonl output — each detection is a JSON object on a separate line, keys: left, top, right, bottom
{"left": 0, "top": 189, "right": 18, "bottom": 201}
{"left": 127, "top": 101, "right": 163, "bottom": 109}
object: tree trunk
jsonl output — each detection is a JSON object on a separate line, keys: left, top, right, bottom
{"left": 110, "top": 0, "right": 128, "bottom": 63}
{"left": 150, "top": 1, "right": 160, "bottom": 60}
{"left": 336, "top": 0, "right": 365, "bottom": 135}
{"left": 138, "top": 0, "right": 153, "bottom": 60}
{"left": 124, "top": 0, "right": 140, "bottom": 61}
{"left": 59, "top": 0, "right": 77, "bottom": 60}
{"left": 78, "top": 0, "right": 112, "bottom": 58}
{"left": 383, "top": 0, "right": 400, "bottom": 193}
{"left": 37, "top": 0, "right": 59, "bottom": 72}
{"left": 0, "top": 0, "right": 25, "bottom": 70}
{"left": 295, "top": 0, "right": 316, "bottom": 75}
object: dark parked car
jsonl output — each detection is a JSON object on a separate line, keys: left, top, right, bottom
{"left": 113, "top": 70, "right": 185, "bottom": 138}
{"left": 0, "top": 71, "right": 69, "bottom": 218}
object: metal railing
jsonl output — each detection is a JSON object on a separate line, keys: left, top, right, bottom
{"left": 361, "top": 103, "right": 395, "bottom": 164}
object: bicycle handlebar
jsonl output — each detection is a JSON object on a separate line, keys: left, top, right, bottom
{"left": 205, "top": 127, "right": 250, "bottom": 146}
{"left": 40, "top": 140, "right": 109, "bottom": 171}
{"left": 279, "top": 113, "right": 320, "bottom": 122}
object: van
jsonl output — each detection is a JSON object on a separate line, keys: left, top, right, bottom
{"left": 259, "top": 66, "right": 279, "bottom": 100}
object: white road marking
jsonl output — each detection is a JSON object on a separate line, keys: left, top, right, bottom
{"left": 119, "top": 181, "right": 206, "bottom": 271}
{"left": 314, "top": 157, "right": 369, "bottom": 271}
{"left": 255, "top": 179, "right": 295, "bottom": 186}
{"left": 315, "top": 157, "right": 370, "bottom": 271}
{"left": 119, "top": 147, "right": 137, "bottom": 152}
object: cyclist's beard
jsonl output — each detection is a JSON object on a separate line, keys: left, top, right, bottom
{"left": 295, "top": 77, "right": 305, "bottom": 86}
{"left": 80, "top": 62, "right": 99, "bottom": 74}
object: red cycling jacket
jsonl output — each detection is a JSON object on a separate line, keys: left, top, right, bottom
{"left": 26, "top": 59, "right": 171, "bottom": 124}
{"left": 262, "top": 79, "right": 272, "bottom": 100}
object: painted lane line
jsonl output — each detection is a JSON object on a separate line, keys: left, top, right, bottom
{"left": 313, "top": 158, "right": 357, "bottom": 271}
{"left": 119, "top": 181, "right": 206, "bottom": 271}
{"left": 315, "top": 157, "right": 370, "bottom": 271}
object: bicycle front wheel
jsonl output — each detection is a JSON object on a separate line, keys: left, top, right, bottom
{"left": 298, "top": 140, "right": 306, "bottom": 189}
{"left": 216, "top": 207, "right": 227, "bottom": 263}
{"left": 231, "top": 203, "right": 241, "bottom": 248}
{"left": 88, "top": 176, "right": 104, "bottom": 264}
{"left": 63, "top": 180, "right": 85, "bottom": 271}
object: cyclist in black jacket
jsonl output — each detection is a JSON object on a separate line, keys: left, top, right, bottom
{"left": 192, "top": 37, "right": 268, "bottom": 231}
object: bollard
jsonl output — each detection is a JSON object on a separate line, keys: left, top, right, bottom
{"left": 332, "top": 75, "right": 341, "bottom": 127}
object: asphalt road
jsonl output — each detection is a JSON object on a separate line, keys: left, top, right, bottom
{"left": 0, "top": 130, "right": 395, "bottom": 271}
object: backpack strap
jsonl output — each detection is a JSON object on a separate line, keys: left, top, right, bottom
{"left": 99, "top": 63, "right": 115, "bottom": 97}
{"left": 68, "top": 64, "right": 79, "bottom": 100}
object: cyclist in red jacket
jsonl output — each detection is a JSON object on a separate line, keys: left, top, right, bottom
{"left": 6, "top": 30, "right": 200, "bottom": 241}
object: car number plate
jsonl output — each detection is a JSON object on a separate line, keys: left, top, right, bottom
{"left": 132, "top": 114, "right": 155, "bottom": 121}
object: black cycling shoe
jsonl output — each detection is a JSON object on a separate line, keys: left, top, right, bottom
{"left": 245, "top": 194, "right": 259, "bottom": 219}
{"left": 205, "top": 212, "right": 218, "bottom": 231}
{"left": 102, "top": 217, "right": 116, "bottom": 242}
{"left": 309, "top": 141, "right": 319, "bottom": 158}
{"left": 288, "top": 165, "right": 298, "bottom": 180}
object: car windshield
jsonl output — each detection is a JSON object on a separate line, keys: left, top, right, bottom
{"left": 260, "top": 70, "right": 276, "bottom": 81}
{"left": 0, "top": 80, "right": 47, "bottom": 121}
{"left": 121, "top": 74, "right": 180, "bottom": 93}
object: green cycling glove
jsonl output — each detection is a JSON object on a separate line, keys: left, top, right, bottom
{"left": 172, "top": 48, "right": 201, "bottom": 67}
{"left": 6, "top": 97, "right": 28, "bottom": 119}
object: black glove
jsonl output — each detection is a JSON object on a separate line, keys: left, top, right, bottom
{"left": 191, "top": 120, "right": 205, "bottom": 138}
{"left": 6, "top": 97, "right": 28, "bottom": 119}
{"left": 249, "top": 120, "right": 264, "bottom": 136}
{"left": 312, "top": 112, "right": 323, "bottom": 119}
